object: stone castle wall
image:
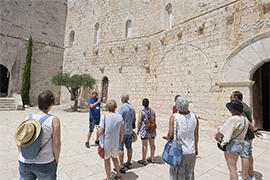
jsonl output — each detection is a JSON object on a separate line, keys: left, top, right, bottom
{"left": 62, "top": 0, "right": 270, "bottom": 126}
{"left": 0, "top": 0, "right": 67, "bottom": 104}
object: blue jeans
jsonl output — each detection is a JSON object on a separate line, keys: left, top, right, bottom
{"left": 19, "top": 160, "right": 58, "bottom": 180}
{"left": 118, "top": 134, "right": 132, "bottom": 151}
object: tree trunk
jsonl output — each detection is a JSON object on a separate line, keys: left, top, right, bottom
{"left": 74, "top": 99, "right": 78, "bottom": 111}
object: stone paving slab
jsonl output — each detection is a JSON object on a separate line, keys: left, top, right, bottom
{"left": 1, "top": 106, "right": 269, "bottom": 180}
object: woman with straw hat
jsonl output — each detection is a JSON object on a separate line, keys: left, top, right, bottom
{"left": 15, "top": 90, "right": 61, "bottom": 180}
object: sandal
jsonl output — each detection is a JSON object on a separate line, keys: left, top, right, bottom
{"left": 147, "top": 158, "right": 155, "bottom": 163}
{"left": 123, "top": 162, "right": 132, "bottom": 169}
{"left": 115, "top": 175, "right": 121, "bottom": 180}
{"left": 113, "top": 167, "right": 126, "bottom": 174}
{"left": 138, "top": 159, "right": 147, "bottom": 165}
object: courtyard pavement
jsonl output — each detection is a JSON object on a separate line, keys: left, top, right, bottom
{"left": 1, "top": 105, "right": 269, "bottom": 180}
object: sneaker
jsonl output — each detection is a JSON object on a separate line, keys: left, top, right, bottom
{"left": 248, "top": 175, "right": 256, "bottom": 180}
{"left": 238, "top": 173, "right": 243, "bottom": 180}
{"left": 95, "top": 140, "right": 99, "bottom": 145}
{"left": 85, "top": 142, "right": 90, "bottom": 148}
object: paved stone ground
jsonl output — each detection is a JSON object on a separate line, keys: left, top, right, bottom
{"left": 1, "top": 105, "right": 269, "bottom": 180}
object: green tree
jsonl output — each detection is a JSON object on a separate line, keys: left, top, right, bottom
{"left": 51, "top": 72, "right": 96, "bottom": 111}
{"left": 21, "top": 36, "right": 32, "bottom": 106}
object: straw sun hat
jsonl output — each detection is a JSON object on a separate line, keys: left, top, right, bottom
{"left": 15, "top": 119, "right": 41, "bottom": 147}
{"left": 132, "top": 131, "right": 137, "bottom": 143}
{"left": 90, "top": 90, "right": 99, "bottom": 96}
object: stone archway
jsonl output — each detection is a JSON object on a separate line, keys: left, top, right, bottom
{"left": 220, "top": 32, "right": 270, "bottom": 130}
{"left": 0, "top": 64, "right": 10, "bottom": 97}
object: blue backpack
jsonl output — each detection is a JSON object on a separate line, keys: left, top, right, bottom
{"left": 20, "top": 114, "right": 52, "bottom": 159}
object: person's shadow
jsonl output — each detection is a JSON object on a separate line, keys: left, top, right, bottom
{"left": 238, "top": 171, "right": 263, "bottom": 180}
{"left": 128, "top": 155, "right": 165, "bottom": 170}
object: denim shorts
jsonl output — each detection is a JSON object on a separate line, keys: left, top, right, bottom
{"left": 225, "top": 140, "right": 244, "bottom": 155}
{"left": 19, "top": 160, "right": 58, "bottom": 180}
{"left": 241, "top": 139, "right": 253, "bottom": 158}
{"left": 118, "top": 134, "right": 132, "bottom": 151}
{"left": 89, "top": 117, "right": 100, "bottom": 132}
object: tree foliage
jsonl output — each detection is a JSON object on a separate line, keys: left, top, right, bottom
{"left": 51, "top": 72, "right": 96, "bottom": 111}
{"left": 21, "top": 36, "right": 32, "bottom": 105}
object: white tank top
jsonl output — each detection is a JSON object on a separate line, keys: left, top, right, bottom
{"left": 18, "top": 114, "right": 55, "bottom": 164}
{"left": 173, "top": 113, "right": 197, "bottom": 154}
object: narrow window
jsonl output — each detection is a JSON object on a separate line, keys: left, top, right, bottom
{"left": 126, "top": 20, "right": 131, "bottom": 37}
{"left": 69, "top": 30, "right": 75, "bottom": 48}
{"left": 165, "top": 4, "right": 172, "bottom": 29}
{"left": 94, "top": 23, "right": 100, "bottom": 44}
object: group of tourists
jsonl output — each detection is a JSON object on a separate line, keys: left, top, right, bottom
{"left": 14, "top": 89, "right": 262, "bottom": 180}
{"left": 86, "top": 90, "right": 157, "bottom": 180}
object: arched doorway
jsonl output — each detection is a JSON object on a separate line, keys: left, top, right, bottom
{"left": 102, "top": 77, "right": 109, "bottom": 97}
{"left": 252, "top": 61, "right": 270, "bottom": 131}
{"left": 220, "top": 32, "right": 270, "bottom": 131}
{"left": 0, "top": 64, "right": 10, "bottom": 97}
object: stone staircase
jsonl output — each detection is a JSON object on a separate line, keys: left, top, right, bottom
{"left": 0, "top": 94, "right": 24, "bottom": 111}
{"left": 0, "top": 97, "right": 17, "bottom": 111}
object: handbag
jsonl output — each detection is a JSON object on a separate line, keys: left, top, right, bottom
{"left": 217, "top": 117, "right": 246, "bottom": 151}
{"left": 98, "top": 115, "right": 106, "bottom": 158}
{"left": 162, "top": 116, "right": 183, "bottom": 167}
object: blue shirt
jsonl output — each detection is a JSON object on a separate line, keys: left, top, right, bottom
{"left": 118, "top": 102, "right": 136, "bottom": 135}
{"left": 88, "top": 97, "right": 103, "bottom": 119}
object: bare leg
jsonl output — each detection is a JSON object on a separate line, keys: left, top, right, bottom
{"left": 104, "top": 158, "right": 111, "bottom": 180}
{"left": 248, "top": 156, "right": 254, "bottom": 177}
{"left": 118, "top": 151, "right": 124, "bottom": 168}
{"left": 96, "top": 131, "right": 100, "bottom": 141}
{"left": 112, "top": 157, "right": 121, "bottom": 177}
{"left": 224, "top": 152, "right": 239, "bottom": 180}
{"left": 87, "top": 132, "right": 92, "bottom": 142}
{"left": 241, "top": 157, "right": 249, "bottom": 180}
{"left": 127, "top": 149, "right": 132, "bottom": 164}
{"left": 148, "top": 138, "right": 156, "bottom": 160}
{"left": 141, "top": 139, "right": 148, "bottom": 161}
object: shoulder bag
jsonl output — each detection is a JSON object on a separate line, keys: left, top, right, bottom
{"left": 161, "top": 115, "right": 183, "bottom": 167}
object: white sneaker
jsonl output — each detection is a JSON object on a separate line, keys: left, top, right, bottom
{"left": 248, "top": 175, "right": 256, "bottom": 180}
{"left": 238, "top": 173, "right": 243, "bottom": 180}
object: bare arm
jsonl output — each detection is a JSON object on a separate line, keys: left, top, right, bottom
{"left": 102, "top": 90, "right": 108, "bottom": 103}
{"left": 215, "top": 131, "right": 223, "bottom": 141}
{"left": 167, "top": 115, "right": 174, "bottom": 139}
{"left": 194, "top": 115, "right": 199, "bottom": 155}
{"left": 89, "top": 100, "right": 101, "bottom": 108}
{"left": 52, "top": 116, "right": 61, "bottom": 164}
{"left": 137, "top": 112, "right": 142, "bottom": 135}
{"left": 97, "top": 126, "right": 104, "bottom": 136}
{"left": 119, "top": 125, "right": 125, "bottom": 146}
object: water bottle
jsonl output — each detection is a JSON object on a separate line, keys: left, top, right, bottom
{"left": 217, "top": 124, "right": 222, "bottom": 131}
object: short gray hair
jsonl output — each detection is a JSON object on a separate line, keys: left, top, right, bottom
{"left": 175, "top": 96, "right": 189, "bottom": 113}
{"left": 121, "top": 93, "right": 129, "bottom": 102}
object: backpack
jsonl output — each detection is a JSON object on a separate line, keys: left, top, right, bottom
{"left": 20, "top": 114, "right": 52, "bottom": 159}
{"left": 143, "top": 108, "right": 157, "bottom": 133}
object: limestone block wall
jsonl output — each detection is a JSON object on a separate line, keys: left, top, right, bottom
{"left": 0, "top": 0, "right": 67, "bottom": 104}
{"left": 62, "top": 0, "right": 270, "bottom": 126}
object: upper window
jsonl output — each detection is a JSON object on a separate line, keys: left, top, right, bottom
{"left": 126, "top": 20, "right": 132, "bottom": 37}
{"left": 69, "top": 30, "right": 75, "bottom": 48}
{"left": 165, "top": 4, "right": 172, "bottom": 29}
{"left": 94, "top": 23, "right": 100, "bottom": 44}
